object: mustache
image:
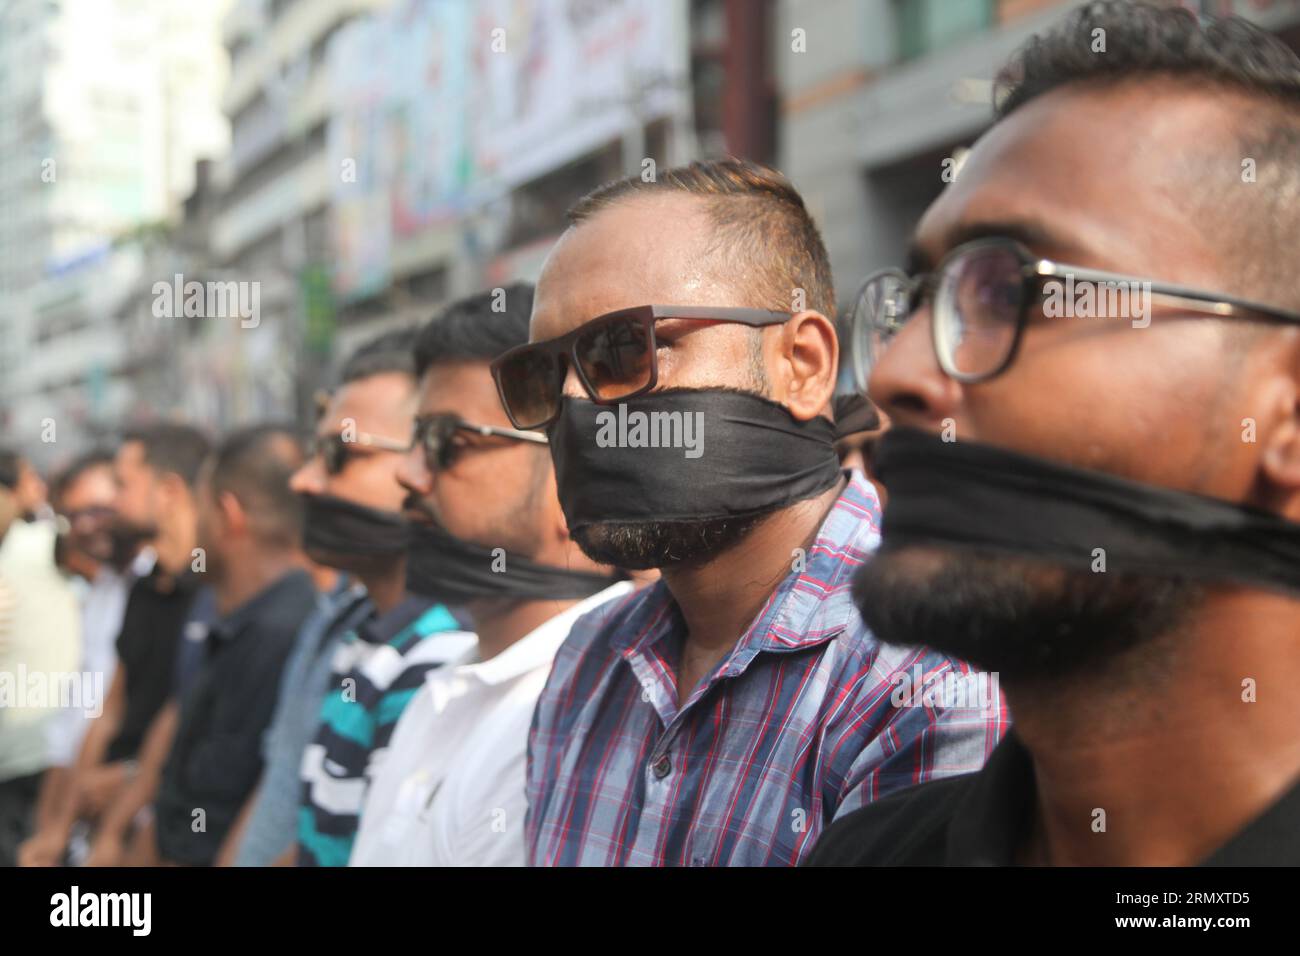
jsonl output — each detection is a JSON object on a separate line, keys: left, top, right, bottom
{"left": 401, "top": 492, "right": 439, "bottom": 525}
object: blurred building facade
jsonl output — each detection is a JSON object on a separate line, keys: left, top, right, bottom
{"left": 776, "top": 0, "right": 1300, "bottom": 309}
{"left": 0, "top": 0, "right": 231, "bottom": 464}
{"left": 5, "top": 0, "right": 1300, "bottom": 470}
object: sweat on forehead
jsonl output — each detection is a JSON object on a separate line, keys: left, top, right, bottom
{"left": 915, "top": 82, "right": 1241, "bottom": 289}
{"left": 532, "top": 192, "right": 738, "bottom": 334}
{"left": 533, "top": 172, "right": 835, "bottom": 338}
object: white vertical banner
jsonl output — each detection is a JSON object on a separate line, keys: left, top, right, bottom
{"left": 471, "top": 0, "right": 689, "bottom": 188}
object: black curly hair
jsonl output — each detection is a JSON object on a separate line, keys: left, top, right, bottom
{"left": 992, "top": 1, "right": 1300, "bottom": 310}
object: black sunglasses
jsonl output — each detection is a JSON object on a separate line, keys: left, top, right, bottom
{"left": 851, "top": 237, "right": 1300, "bottom": 385}
{"left": 311, "top": 430, "right": 410, "bottom": 476}
{"left": 413, "top": 413, "right": 547, "bottom": 471}
{"left": 490, "top": 304, "right": 793, "bottom": 430}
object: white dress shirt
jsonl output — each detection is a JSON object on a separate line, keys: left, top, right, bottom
{"left": 350, "top": 581, "right": 633, "bottom": 866}
{"left": 44, "top": 549, "right": 155, "bottom": 767}
{"left": 0, "top": 520, "right": 81, "bottom": 780}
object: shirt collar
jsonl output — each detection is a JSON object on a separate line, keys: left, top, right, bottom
{"left": 434, "top": 581, "right": 634, "bottom": 687}
{"left": 355, "top": 593, "right": 437, "bottom": 645}
{"left": 945, "top": 731, "right": 1300, "bottom": 865}
{"left": 1202, "top": 772, "right": 1300, "bottom": 865}
{"left": 945, "top": 731, "right": 1037, "bottom": 865}
{"left": 608, "top": 470, "right": 882, "bottom": 661}
{"left": 210, "top": 569, "right": 313, "bottom": 644}
{"left": 129, "top": 546, "right": 158, "bottom": 578}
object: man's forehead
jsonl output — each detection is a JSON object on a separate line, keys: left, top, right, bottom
{"left": 531, "top": 193, "right": 738, "bottom": 340}
{"left": 416, "top": 361, "right": 501, "bottom": 415}
{"left": 65, "top": 466, "right": 114, "bottom": 500}
{"left": 914, "top": 83, "right": 1233, "bottom": 279}
{"left": 321, "top": 374, "right": 413, "bottom": 434}
{"left": 118, "top": 441, "right": 145, "bottom": 466}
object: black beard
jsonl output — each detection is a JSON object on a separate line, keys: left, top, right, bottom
{"left": 851, "top": 544, "right": 1204, "bottom": 682}
{"left": 113, "top": 519, "right": 158, "bottom": 546}
{"left": 571, "top": 513, "right": 767, "bottom": 571}
{"left": 304, "top": 546, "right": 403, "bottom": 577}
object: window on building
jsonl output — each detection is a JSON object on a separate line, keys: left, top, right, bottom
{"left": 895, "top": 0, "right": 996, "bottom": 61}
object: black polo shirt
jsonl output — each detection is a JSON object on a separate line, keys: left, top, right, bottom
{"left": 154, "top": 569, "right": 317, "bottom": 865}
{"left": 106, "top": 568, "right": 204, "bottom": 763}
{"left": 807, "top": 731, "right": 1300, "bottom": 866}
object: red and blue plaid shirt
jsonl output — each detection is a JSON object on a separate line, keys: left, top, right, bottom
{"left": 525, "top": 471, "right": 1009, "bottom": 866}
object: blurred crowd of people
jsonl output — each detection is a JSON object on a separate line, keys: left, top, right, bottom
{"left": 2, "top": 1, "right": 1300, "bottom": 868}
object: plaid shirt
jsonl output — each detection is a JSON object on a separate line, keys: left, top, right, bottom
{"left": 525, "top": 471, "right": 1009, "bottom": 866}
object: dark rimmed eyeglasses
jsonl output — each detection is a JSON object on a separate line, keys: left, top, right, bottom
{"left": 848, "top": 236, "right": 1300, "bottom": 386}
{"left": 490, "top": 304, "right": 794, "bottom": 430}
{"left": 311, "top": 430, "right": 411, "bottom": 476}
{"left": 413, "top": 413, "right": 546, "bottom": 471}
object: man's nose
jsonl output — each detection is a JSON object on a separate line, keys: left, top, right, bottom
{"left": 867, "top": 305, "right": 963, "bottom": 431}
{"left": 289, "top": 457, "right": 325, "bottom": 495}
{"left": 395, "top": 443, "right": 432, "bottom": 496}
{"left": 560, "top": 363, "right": 587, "bottom": 400}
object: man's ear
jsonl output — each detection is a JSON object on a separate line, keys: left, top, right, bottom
{"left": 1260, "top": 383, "right": 1300, "bottom": 521}
{"left": 157, "top": 472, "right": 189, "bottom": 511}
{"left": 771, "top": 310, "right": 838, "bottom": 422}
{"left": 217, "top": 489, "right": 248, "bottom": 538}
{"left": 537, "top": 456, "right": 571, "bottom": 545}
{"left": 0, "top": 489, "right": 18, "bottom": 538}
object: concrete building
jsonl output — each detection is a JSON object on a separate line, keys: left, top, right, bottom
{"left": 0, "top": 0, "right": 231, "bottom": 461}
{"left": 212, "top": 0, "right": 393, "bottom": 422}
{"left": 774, "top": 0, "right": 1300, "bottom": 311}
{"left": 0, "top": 0, "right": 230, "bottom": 296}
{"left": 321, "top": 0, "right": 760, "bottom": 368}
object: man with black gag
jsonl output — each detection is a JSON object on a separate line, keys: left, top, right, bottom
{"left": 223, "top": 330, "right": 459, "bottom": 866}
{"left": 810, "top": 1, "right": 1300, "bottom": 866}
{"left": 349, "top": 285, "right": 626, "bottom": 866}
{"left": 291, "top": 330, "right": 472, "bottom": 867}
{"left": 505, "top": 159, "right": 1006, "bottom": 866}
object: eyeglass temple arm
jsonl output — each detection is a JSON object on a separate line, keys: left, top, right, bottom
{"left": 461, "top": 423, "right": 548, "bottom": 444}
{"left": 357, "top": 432, "right": 413, "bottom": 452}
{"left": 1030, "top": 261, "right": 1300, "bottom": 325}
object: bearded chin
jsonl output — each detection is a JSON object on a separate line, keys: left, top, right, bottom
{"left": 571, "top": 513, "right": 767, "bottom": 571}
{"left": 851, "top": 543, "right": 1204, "bottom": 682}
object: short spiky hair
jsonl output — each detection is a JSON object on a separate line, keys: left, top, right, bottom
{"left": 51, "top": 450, "right": 115, "bottom": 507}
{"left": 208, "top": 423, "right": 304, "bottom": 549}
{"left": 566, "top": 158, "right": 835, "bottom": 319}
{"left": 994, "top": 1, "right": 1300, "bottom": 118}
{"left": 122, "top": 423, "right": 212, "bottom": 488}
{"left": 340, "top": 328, "right": 417, "bottom": 384}
{"left": 414, "top": 283, "right": 534, "bottom": 377}
{"left": 993, "top": 1, "right": 1300, "bottom": 310}
{"left": 0, "top": 449, "right": 21, "bottom": 490}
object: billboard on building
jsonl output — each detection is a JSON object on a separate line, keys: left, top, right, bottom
{"left": 469, "top": 0, "right": 685, "bottom": 188}
{"left": 327, "top": 0, "right": 686, "bottom": 300}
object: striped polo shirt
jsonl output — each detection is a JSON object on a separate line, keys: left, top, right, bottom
{"left": 297, "top": 596, "right": 474, "bottom": 865}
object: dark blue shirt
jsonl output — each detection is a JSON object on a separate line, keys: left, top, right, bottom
{"left": 155, "top": 570, "right": 319, "bottom": 865}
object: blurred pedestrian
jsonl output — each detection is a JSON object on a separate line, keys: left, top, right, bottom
{"left": 147, "top": 425, "right": 317, "bottom": 865}
{"left": 18, "top": 450, "right": 150, "bottom": 866}
{"left": 0, "top": 449, "right": 80, "bottom": 865}
{"left": 227, "top": 330, "right": 451, "bottom": 867}
{"left": 69, "top": 425, "right": 214, "bottom": 866}
{"left": 350, "top": 285, "right": 627, "bottom": 867}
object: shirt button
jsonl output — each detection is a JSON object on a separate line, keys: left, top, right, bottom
{"left": 652, "top": 754, "right": 672, "bottom": 779}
